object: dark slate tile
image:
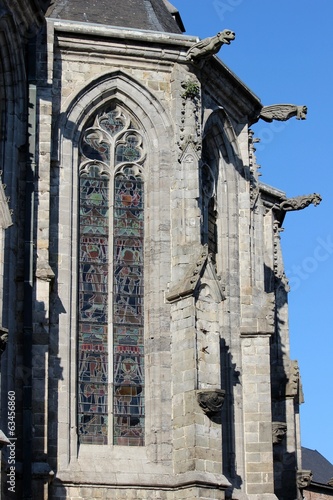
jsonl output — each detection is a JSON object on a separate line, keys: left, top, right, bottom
{"left": 46, "top": 0, "right": 184, "bottom": 33}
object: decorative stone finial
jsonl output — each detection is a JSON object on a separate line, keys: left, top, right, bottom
{"left": 297, "top": 470, "right": 313, "bottom": 489}
{"left": 196, "top": 389, "right": 225, "bottom": 417}
{"left": 272, "top": 422, "right": 287, "bottom": 444}
{"left": 186, "top": 30, "right": 236, "bottom": 65}
{"left": 259, "top": 104, "right": 307, "bottom": 122}
{"left": 279, "top": 193, "right": 322, "bottom": 212}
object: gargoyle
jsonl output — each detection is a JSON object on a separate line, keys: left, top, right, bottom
{"left": 186, "top": 29, "right": 235, "bottom": 65}
{"left": 279, "top": 193, "right": 322, "bottom": 212}
{"left": 259, "top": 104, "right": 307, "bottom": 123}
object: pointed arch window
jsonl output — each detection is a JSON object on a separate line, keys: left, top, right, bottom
{"left": 78, "top": 105, "right": 145, "bottom": 446}
{"left": 201, "top": 161, "right": 217, "bottom": 259}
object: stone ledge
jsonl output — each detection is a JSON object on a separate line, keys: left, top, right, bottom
{"left": 52, "top": 19, "right": 196, "bottom": 47}
{"left": 56, "top": 470, "right": 231, "bottom": 490}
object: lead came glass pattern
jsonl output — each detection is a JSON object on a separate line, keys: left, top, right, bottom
{"left": 113, "top": 169, "right": 144, "bottom": 445}
{"left": 78, "top": 105, "right": 145, "bottom": 446}
{"left": 78, "top": 165, "right": 109, "bottom": 444}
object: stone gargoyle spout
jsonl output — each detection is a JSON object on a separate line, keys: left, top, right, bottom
{"left": 279, "top": 193, "right": 322, "bottom": 212}
{"left": 260, "top": 104, "right": 307, "bottom": 123}
{"left": 186, "top": 29, "right": 235, "bottom": 65}
{"left": 250, "top": 104, "right": 307, "bottom": 125}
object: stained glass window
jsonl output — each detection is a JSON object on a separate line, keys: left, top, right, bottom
{"left": 78, "top": 105, "right": 145, "bottom": 445}
{"left": 113, "top": 169, "right": 144, "bottom": 445}
{"left": 78, "top": 165, "right": 109, "bottom": 444}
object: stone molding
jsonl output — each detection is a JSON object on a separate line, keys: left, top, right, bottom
{"left": 55, "top": 470, "right": 231, "bottom": 490}
{"left": 53, "top": 18, "right": 195, "bottom": 52}
{"left": 166, "top": 245, "right": 225, "bottom": 303}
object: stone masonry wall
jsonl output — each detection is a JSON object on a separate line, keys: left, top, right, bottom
{"left": 241, "top": 335, "right": 275, "bottom": 497}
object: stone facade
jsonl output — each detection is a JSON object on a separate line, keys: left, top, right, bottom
{"left": 0, "top": 1, "right": 320, "bottom": 499}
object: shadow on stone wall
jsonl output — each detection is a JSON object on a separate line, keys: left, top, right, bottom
{"left": 220, "top": 339, "right": 243, "bottom": 496}
{"left": 265, "top": 263, "right": 300, "bottom": 500}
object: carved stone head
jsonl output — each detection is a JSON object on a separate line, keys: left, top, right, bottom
{"left": 217, "top": 29, "right": 236, "bottom": 44}
{"left": 272, "top": 422, "right": 287, "bottom": 444}
{"left": 297, "top": 470, "right": 313, "bottom": 489}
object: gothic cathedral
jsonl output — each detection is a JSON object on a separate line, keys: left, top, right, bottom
{"left": 0, "top": 0, "right": 320, "bottom": 498}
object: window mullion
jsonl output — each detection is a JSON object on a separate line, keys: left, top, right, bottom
{"left": 108, "top": 152, "right": 115, "bottom": 446}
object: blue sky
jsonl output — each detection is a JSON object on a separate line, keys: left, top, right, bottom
{"left": 175, "top": 0, "right": 333, "bottom": 463}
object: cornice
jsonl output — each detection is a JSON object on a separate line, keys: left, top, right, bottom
{"left": 51, "top": 18, "right": 196, "bottom": 47}
{"left": 50, "top": 19, "right": 265, "bottom": 120}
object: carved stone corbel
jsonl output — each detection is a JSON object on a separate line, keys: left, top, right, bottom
{"left": 286, "top": 360, "right": 304, "bottom": 403}
{"left": 36, "top": 262, "right": 55, "bottom": 282}
{"left": 196, "top": 389, "right": 225, "bottom": 417}
{"left": 272, "top": 421, "right": 287, "bottom": 445}
{"left": 297, "top": 470, "right": 313, "bottom": 489}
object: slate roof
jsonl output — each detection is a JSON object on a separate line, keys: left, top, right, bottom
{"left": 46, "top": 0, "right": 185, "bottom": 33}
{"left": 302, "top": 447, "right": 333, "bottom": 485}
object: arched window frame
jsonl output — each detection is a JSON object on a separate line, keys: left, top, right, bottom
{"left": 201, "top": 130, "right": 220, "bottom": 261}
{"left": 201, "top": 109, "right": 246, "bottom": 272}
{"left": 77, "top": 103, "right": 146, "bottom": 446}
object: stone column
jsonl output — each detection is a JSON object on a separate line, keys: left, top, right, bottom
{"left": 168, "top": 287, "right": 229, "bottom": 499}
{"left": 241, "top": 333, "right": 277, "bottom": 499}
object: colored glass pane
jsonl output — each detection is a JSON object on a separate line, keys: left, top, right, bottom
{"left": 99, "top": 109, "right": 126, "bottom": 136}
{"left": 81, "top": 131, "right": 110, "bottom": 162}
{"left": 115, "top": 133, "right": 142, "bottom": 164}
{"left": 78, "top": 165, "right": 109, "bottom": 445}
{"left": 113, "top": 170, "right": 144, "bottom": 446}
